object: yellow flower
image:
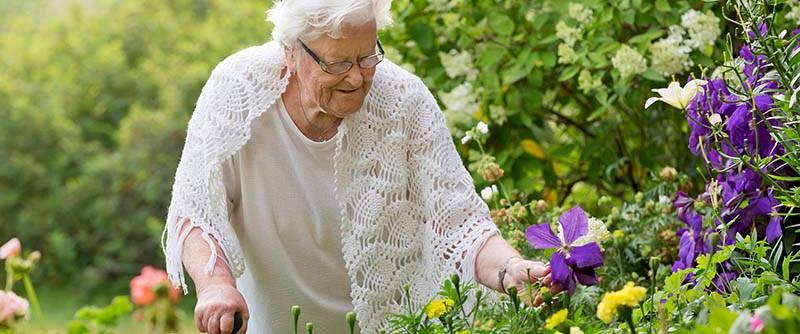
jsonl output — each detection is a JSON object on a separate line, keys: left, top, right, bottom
{"left": 540, "top": 286, "right": 550, "bottom": 294}
{"left": 569, "top": 327, "right": 584, "bottom": 334}
{"left": 425, "top": 298, "right": 455, "bottom": 318}
{"left": 644, "top": 80, "right": 708, "bottom": 110}
{"left": 457, "top": 331, "right": 469, "bottom": 334}
{"left": 612, "top": 230, "right": 625, "bottom": 239}
{"left": 545, "top": 309, "right": 568, "bottom": 329}
{"left": 596, "top": 282, "right": 647, "bottom": 323}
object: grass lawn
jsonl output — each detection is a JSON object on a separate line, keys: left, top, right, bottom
{"left": 11, "top": 286, "right": 198, "bottom": 333}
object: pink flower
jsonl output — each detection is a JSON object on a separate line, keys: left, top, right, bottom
{"left": 130, "top": 266, "right": 180, "bottom": 306}
{"left": 0, "top": 291, "right": 30, "bottom": 326}
{"left": 0, "top": 238, "right": 21, "bottom": 259}
{"left": 749, "top": 314, "right": 764, "bottom": 333}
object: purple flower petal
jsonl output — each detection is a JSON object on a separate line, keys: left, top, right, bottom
{"left": 573, "top": 267, "right": 599, "bottom": 286}
{"left": 559, "top": 205, "right": 588, "bottom": 244}
{"left": 550, "top": 251, "right": 571, "bottom": 288}
{"left": 766, "top": 215, "right": 782, "bottom": 243}
{"left": 569, "top": 242, "right": 604, "bottom": 268}
{"left": 526, "top": 223, "right": 562, "bottom": 249}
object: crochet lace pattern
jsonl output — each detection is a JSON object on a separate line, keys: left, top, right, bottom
{"left": 163, "top": 41, "right": 498, "bottom": 332}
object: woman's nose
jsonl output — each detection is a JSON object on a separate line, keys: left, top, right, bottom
{"left": 341, "top": 65, "right": 364, "bottom": 87}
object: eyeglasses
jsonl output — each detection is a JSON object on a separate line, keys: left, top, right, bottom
{"left": 298, "top": 39, "right": 385, "bottom": 75}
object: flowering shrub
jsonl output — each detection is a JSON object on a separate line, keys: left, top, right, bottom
{"left": 0, "top": 237, "right": 41, "bottom": 330}
{"left": 0, "top": 291, "right": 29, "bottom": 330}
{"left": 129, "top": 266, "right": 182, "bottom": 333}
{"left": 383, "top": 0, "right": 730, "bottom": 207}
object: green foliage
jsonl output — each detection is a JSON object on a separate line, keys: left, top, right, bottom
{"left": 67, "top": 296, "right": 133, "bottom": 334}
{"left": 0, "top": 0, "right": 271, "bottom": 294}
{"left": 383, "top": 0, "right": 729, "bottom": 208}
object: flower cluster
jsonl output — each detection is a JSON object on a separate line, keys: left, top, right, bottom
{"left": 681, "top": 10, "right": 721, "bottom": 50}
{"left": 130, "top": 266, "right": 180, "bottom": 306}
{"left": 649, "top": 26, "right": 694, "bottom": 76}
{"left": 0, "top": 290, "right": 29, "bottom": 328}
{"left": 611, "top": 44, "right": 647, "bottom": 78}
{"left": 526, "top": 206, "right": 608, "bottom": 295}
{"left": 425, "top": 298, "right": 454, "bottom": 318}
{"left": 545, "top": 308, "right": 568, "bottom": 329}
{"left": 595, "top": 282, "right": 647, "bottom": 324}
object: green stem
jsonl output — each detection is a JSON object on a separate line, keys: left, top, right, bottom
{"left": 22, "top": 274, "right": 43, "bottom": 323}
{"left": 4, "top": 269, "right": 12, "bottom": 291}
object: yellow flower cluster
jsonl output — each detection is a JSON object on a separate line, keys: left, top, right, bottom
{"left": 425, "top": 298, "right": 455, "bottom": 318}
{"left": 596, "top": 282, "right": 647, "bottom": 323}
{"left": 545, "top": 309, "right": 568, "bottom": 329}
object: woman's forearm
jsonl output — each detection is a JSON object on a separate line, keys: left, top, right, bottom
{"left": 181, "top": 222, "right": 237, "bottom": 292}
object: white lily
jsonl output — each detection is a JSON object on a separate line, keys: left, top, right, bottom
{"left": 644, "top": 79, "right": 708, "bottom": 110}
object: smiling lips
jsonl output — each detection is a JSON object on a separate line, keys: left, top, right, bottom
{"left": 337, "top": 87, "right": 360, "bottom": 93}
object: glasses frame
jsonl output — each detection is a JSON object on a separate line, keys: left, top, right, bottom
{"left": 298, "top": 39, "right": 385, "bottom": 75}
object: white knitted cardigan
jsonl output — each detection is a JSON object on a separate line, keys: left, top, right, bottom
{"left": 163, "top": 41, "right": 498, "bottom": 332}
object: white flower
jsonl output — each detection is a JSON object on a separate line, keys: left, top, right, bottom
{"left": 681, "top": 10, "right": 721, "bottom": 51}
{"left": 611, "top": 44, "right": 648, "bottom": 78}
{"left": 557, "top": 43, "right": 578, "bottom": 64}
{"left": 568, "top": 3, "right": 593, "bottom": 23}
{"left": 555, "top": 21, "right": 582, "bottom": 47}
{"left": 489, "top": 105, "right": 507, "bottom": 126}
{"left": 645, "top": 80, "right": 708, "bottom": 110}
{"left": 649, "top": 26, "right": 693, "bottom": 76}
{"left": 708, "top": 113, "right": 722, "bottom": 126}
{"left": 439, "top": 83, "right": 479, "bottom": 136}
{"left": 476, "top": 121, "right": 489, "bottom": 134}
{"left": 558, "top": 216, "right": 610, "bottom": 249}
{"left": 787, "top": 1, "right": 800, "bottom": 25}
{"left": 570, "top": 327, "right": 585, "bottom": 334}
{"left": 438, "top": 49, "right": 478, "bottom": 80}
{"left": 480, "top": 185, "right": 498, "bottom": 200}
{"left": 461, "top": 134, "right": 472, "bottom": 144}
{"left": 578, "top": 70, "right": 603, "bottom": 94}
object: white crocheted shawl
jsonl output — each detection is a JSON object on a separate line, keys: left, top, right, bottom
{"left": 163, "top": 41, "right": 498, "bottom": 332}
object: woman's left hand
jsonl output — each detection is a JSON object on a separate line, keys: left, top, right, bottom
{"left": 504, "top": 259, "right": 562, "bottom": 306}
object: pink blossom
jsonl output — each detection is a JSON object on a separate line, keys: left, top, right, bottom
{"left": 749, "top": 315, "right": 764, "bottom": 333}
{"left": 0, "top": 238, "right": 21, "bottom": 259}
{"left": 130, "top": 266, "right": 180, "bottom": 306}
{"left": 0, "top": 291, "right": 30, "bottom": 326}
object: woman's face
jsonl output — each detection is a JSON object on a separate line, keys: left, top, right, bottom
{"left": 288, "top": 20, "right": 379, "bottom": 118}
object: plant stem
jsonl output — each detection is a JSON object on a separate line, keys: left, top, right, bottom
{"left": 22, "top": 274, "right": 43, "bottom": 323}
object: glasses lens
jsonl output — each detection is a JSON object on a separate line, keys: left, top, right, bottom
{"left": 359, "top": 54, "right": 383, "bottom": 69}
{"left": 325, "top": 62, "right": 353, "bottom": 74}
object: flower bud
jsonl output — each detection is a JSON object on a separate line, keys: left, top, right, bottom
{"left": 659, "top": 167, "right": 677, "bottom": 182}
{"left": 292, "top": 305, "right": 301, "bottom": 318}
{"left": 306, "top": 322, "right": 314, "bottom": 333}
{"left": 634, "top": 192, "right": 644, "bottom": 203}
{"left": 475, "top": 289, "right": 482, "bottom": 300}
{"left": 346, "top": 312, "right": 356, "bottom": 332}
{"left": 649, "top": 257, "right": 661, "bottom": 273}
{"left": 451, "top": 273, "right": 460, "bottom": 287}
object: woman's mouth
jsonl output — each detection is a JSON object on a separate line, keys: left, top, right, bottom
{"left": 337, "top": 87, "right": 359, "bottom": 94}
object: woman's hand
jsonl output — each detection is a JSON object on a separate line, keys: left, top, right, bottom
{"left": 195, "top": 283, "right": 249, "bottom": 334}
{"left": 504, "top": 259, "right": 563, "bottom": 306}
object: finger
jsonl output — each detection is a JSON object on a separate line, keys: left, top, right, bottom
{"left": 533, "top": 293, "right": 543, "bottom": 307}
{"left": 219, "top": 312, "right": 234, "bottom": 334}
{"left": 238, "top": 311, "right": 249, "bottom": 334}
{"left": 549, "top": 282, "right": 563, "bottom": 295}
{"left": 207, "top": 313, "right": 221, "bottom": 334}
{"left": 196, "top": 310, "right": 208, "bottom": 333}
{"left": 541, "top": 273, "right": 553, "bottom": 286}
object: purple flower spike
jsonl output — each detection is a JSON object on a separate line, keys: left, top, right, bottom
{"left": 525, "top": 205, "right": 604, "bottom": 295}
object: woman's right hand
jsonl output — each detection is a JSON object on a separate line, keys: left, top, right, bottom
{"left": 195, "top": 283, "right": 249, "bottom": 334}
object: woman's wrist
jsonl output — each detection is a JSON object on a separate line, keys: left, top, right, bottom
{"left": 498, "top": 255, "right": 524, "bottom": 293}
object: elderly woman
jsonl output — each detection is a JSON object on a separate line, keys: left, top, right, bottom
{"left": 163, "top": 1, "right": 557, "bottom": 333}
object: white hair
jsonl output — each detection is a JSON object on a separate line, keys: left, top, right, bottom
{"left": 267, "top": 0, "right": 393, "bottom": 47}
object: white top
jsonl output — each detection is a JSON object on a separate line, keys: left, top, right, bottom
{"left": 222, "top": 98, "right": 354, "bottom": 333}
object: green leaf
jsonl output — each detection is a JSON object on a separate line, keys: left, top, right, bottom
{"left": 558, "top": 66, "right": 580, "bottom": 81}
{"left": 478, "top": 48, "right": 507, "bottom": 68}
{"left": 488, "top": 12, "right": 515, "bottom": 36}
{"left": 655, "top": 0, "right": 671, "bottom": 12}
{"left": 409, "top": 21, "right": 435, "bottom": 51}
{"left": 640, "top": 68, "right": 667, "bottom": 82}
{"left": 541, "top": 51, "right": 557, "bottom": 68}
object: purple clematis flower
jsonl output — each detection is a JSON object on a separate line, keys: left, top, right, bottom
{"left": 525, "top": 205, "right": 604, "bottom": 295}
